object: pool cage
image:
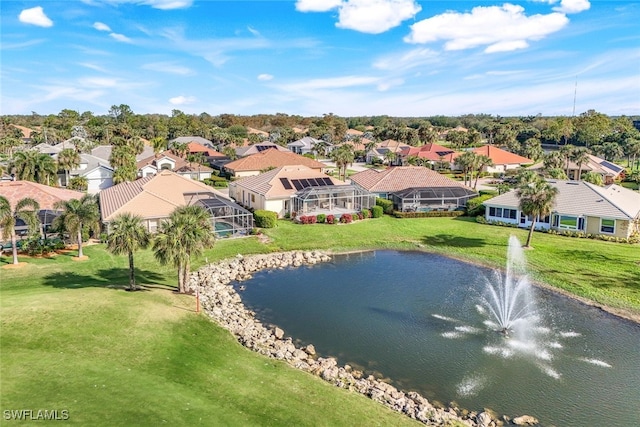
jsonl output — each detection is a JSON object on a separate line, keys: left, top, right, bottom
{"left": 292, "top": 185, "right": 376, "bottom": 216}
{"left": 390, "top": 187, "right": 478, "bottom": 212}
{"left": 185, "top": 192, "right": 254, "bottom": 238}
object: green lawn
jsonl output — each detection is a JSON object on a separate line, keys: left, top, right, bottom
{"left": 1, "top": 216, "right": 639, "bottom": 425}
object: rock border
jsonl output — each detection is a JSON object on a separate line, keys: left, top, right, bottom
{"left": 190, "top": 251, "right": 538, "bottom": 427}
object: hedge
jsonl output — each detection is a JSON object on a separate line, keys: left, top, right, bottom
{"left": 375, "top": 198, "right": 394, "bottom": 214}
{"left": 466, "top": 194, "right": 495, "bottom": 216}
{"left": 371, "top": 205, "right": 384, "bottom": 218}
{"left": 392, "top": 210, "right": 465, "bottom": 218}
{"left": 253, "top": 209, "right": 277, "bottom": 228}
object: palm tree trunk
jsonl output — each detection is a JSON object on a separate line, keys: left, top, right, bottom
{"left": 183, "top": 259, "right": 191, "bottom": 293}
{"left": 177, "top": 261, "right": 184, "bottom": 293}
{"left": 128, "top": 251, "right": 136, "bottom": 291}
{"left": 11, "top": 232, "right": 19, "bottom": 265}
{"left": 77, "top": 228, "right": 83, "bottom": 258}
{"left": 525, "top": 218, "right": 537, "bottom": 248}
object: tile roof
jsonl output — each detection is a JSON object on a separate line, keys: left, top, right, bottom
{"left": 236, "top": 142, "right": 289, "bottom": 157}
{"left": 350, "top": 166, "right": 471, "bottom": 193}
{"left": 187, "top": 142, "right": 225, "bottom": 157}
{"left": 0, "top": 181, "right": 84, "bottom": 210}
{"left": 401, "top": 143, "right": 462, "bottom": 162}
{"left": 287, "top": 136, "right": 326, "bottom": 149}
{"left": 99, "top": 170, "right": 227, "bottom": 222}
{"left": 91, "top": 145, "right": 155, "bottom": 163}
{"left": 225, "top": 149, "right": 326, "bottom": 173}
{"left": 136, "top": 151, "right": 213, "bottom": 173}
{"left": 170, "top": 136, "right": 214, "bottom": 147}
{"left": 10, "top": 124, "right": 35, "bottom": 139}
{"left": 230, "top": 165, "right": 346, "bottom": 199}
{"left": 484, "top": 180, "right": 640, "bottom": 220}
{"left": 529, "top": 154, "right": 624, "bottom": 178}
{"left": 471, "top": 145, "right": 532, "bottom": 165}
{"left": 247, "top": 127, "right": 269, "bottom": 137}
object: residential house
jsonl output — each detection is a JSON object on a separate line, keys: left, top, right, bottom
{"left": 136, "top": 151, "right": 213, "bottom": 181}
{"left": 287, "top": 136, "right": 332, "bottom": 156}
{"left": 400, "top": 143, "right": 461, "bottom": 169}
{"left": 247, "top": 127, "right": 269, "bottom": 139}
{"left": 235, "top": 142, "right": 290, "bottom": 158}
{"left": 90, "top": 145, "right": 155, "bottom": 163}
{"left": 224, "top": 149, "right": 327, "bottom": 178}
{"left": 366, "top": 139, "right": 410, "bottom": 165}
{"left": 9, "top": 124, "right": 35, "bottom": 143}
{"left": 57, "top": 153, "right": 114, "bottom": 193}
{"left": 350, "top": 166, "right": 477, "bottom": 212}
{"left": 483, "top": 180, "right": 640, "bottom": 238}
{"left": 170, "top": 136, "right": 215, "bottom": 149}
{"left": 0, "top": 180, "right": 84, "bottom": 238}
{"left": 100, "top": 170, "right": 252, "bottom": 237}
{"left": 529, "top": 154, "right": 625, "bottom": 184}
{"left": 229, "top": 165, "right": 374, "bottom": 218}
{"left": 186, "top": 141, "right": 226, "bottom": 163}
{"left": 469, "top": 145, "right": 532, "bottom": 173}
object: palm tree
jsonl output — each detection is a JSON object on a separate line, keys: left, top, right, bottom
{"left": 0, "top": 196, "right": 40, "bottom": 265}
{"left": 473, "top": 155, "right": 494, "bottom": 189}
{"left": 454, "top": 151, "right": 476, "bottom": 187}
{"left": 559, "top": 144, "right": 574, "bottom": 178}
{"left": 153, "top": 205, "right": 215, "bottom": 293}
{"left": 570, "top": 147, "right": 590, "bottom": 180}
{"left": 516, "top": 178, "right": 559, "bottom": 248}
{"left": 330, "top": 145, "right": 355, "bottom": 181}
{"left": 53, "top": 194, "right": 100, "bottom": 258}
{"left": 106, "top": 213, "right": 151, "bottom": 291}
{"left": 582, "top": 171, "right": 604, "bottom": 186}
{"left": 57, "top": 148, "right": 80, "bottom": 187}
{"left": 150, "top": 136, "right": 167, "bottom": 158}
{"left": 172, "top": 142, "right": 188, "bottom": 159}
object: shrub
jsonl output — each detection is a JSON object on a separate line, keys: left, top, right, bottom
{"left": 316, "top": 214, "right": 326, "bottom": 223}
{"left": 357, "top": 212, "right": 364, "bottom": 220}
{"left": 299, "top": 215, "right": 318, "bottom": 224}
{"left": 253, "top": 209, "right": 277, "bottom": 228}
{"left": 376, "top": 198, "right": 394, "bottom": 214}
{"left": 326, "top": 215, "right": 335, "bottom": 224}
{"left": 340, "top": 213, "right": 353, "bottom": 223}
{"left": 361, "top": 209, "right": 371, "bottom": 219}
{"left": 392, "top": 210, "right": 465, "bottom": 218}
{"left": 213, "top": 180, "right": 228, "bottom": 188}
{"left": 466, "top": 194, "right": 495, "bottom": 216}
{"left": 371, "top": 205, "right": 383, "bottom": 218}
{"left": 478, "top": 189, "right": 498, "bottom": 196}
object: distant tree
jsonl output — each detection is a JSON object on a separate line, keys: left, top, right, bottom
{"left": 53, "top": 194, "right": 100, "bottom": 258}
{"left": 454, "top": 151, "right": 476, "bottom": 187}
{"left": 517, "top": 178, "right": 559, "bottom": 248}
{"left": 570, "top": 147, "right": 590, "bottom": 180}
{"left": 582, "top": 171, "right": 604, "bottom": 186}
{"left": 473, "top": 155, "right": 494, "bottom": 189}
{"left": 0, "top": 196, "right": 40, "bottom": 265}
{"left": 330, "top": 145, "right": 355, "bottom": 181}
{"left": 68, "top": 176, "right": 88, "bottom": 191}
{"left": 106, "top": 213, "right": 151, "bottom": 291}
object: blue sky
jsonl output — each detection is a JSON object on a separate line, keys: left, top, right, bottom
{"left": 1, "top": 0, "right": 638, "bottom": 117}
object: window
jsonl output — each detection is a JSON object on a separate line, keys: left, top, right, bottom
{"left": 539, "top": 215, "right": 550, "bottom": 224}
{"left": 489, "top": 207, "right": 496, "bottom": 217}
{"left": 600, "top": 218, "right": 615, "bottom": 234}
{"left": 559, "top": 215, "right": 578, "bottom": 229}
{"left": 251, "top": 194, "right": 255, "bottom": 203}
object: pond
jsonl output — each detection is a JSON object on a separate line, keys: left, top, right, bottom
{"left": 235, "top": 250, "right": 640, "bottom": 427}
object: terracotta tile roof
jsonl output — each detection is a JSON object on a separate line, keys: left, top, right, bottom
{"left": 235, "top": 142, "right": 289, "bottom": 157}
{"left": 247, "top": 127, "right": 269, "bottom": 137}
{"left": 471, "top": 145, "right": 532, "bottom": 165}
{"left": 350, "top": 166, "right": 471, "bottom": 193}
{"left": 401, "top": 143, "right": 462, "bottom": 162}
{"left": 187, "top": 142, "right": 225, "bottom": 157}
{"left": 99, "top": 170, "right": 227, "bottom": 222}
{"left": 10, "top": 124, "right": 35, "bottom": 139}
{"left": 225, "top": 149, "right": 325, "bottom": 173}
{"left": 171, "top": 136, "right": 214, "bottom": 147}
{"left": 346, "top": 129, "right": 364, "bottom": 136}
{"left": 0, "top": 181, "right": 84, "bottom": 210}
{"left": 136, "top": 151, "right": 213, "bottom": 173}
{"left": 231, "top": 165, "right": 346, "bottom": 199}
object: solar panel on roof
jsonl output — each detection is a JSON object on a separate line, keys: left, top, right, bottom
{"left": 600, "top": 160, "right": 623, "bottom": 173}
{"left": 309, "top": 178, "right": 321, "bottom": 186}
{"left": 291, "top": 179, "right": 304, "bottom": 190}
{"left": 256, "top": 145, "right": 273, "bottom": 152}
{"left": 300, "top": 179, "right": 310, "bottom": 187}
{"left": 322, "top": 177, "right": 334, "bottom": 186}
{"left": 279, "top": 178, "right": 293, "bottom": 190}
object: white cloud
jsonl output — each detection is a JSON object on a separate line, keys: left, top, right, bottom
{"left": 110, "top": 33, "right": 132, "bottom": 43}
{"left": 139, "top": 0, "right": 192, "bottom": 9}
{"left": 93, "top": 22, "right": 111, "bottom": 32}
{"left": 295, "top": 0, "right": 342, "bottom": 12}
{"left": 247, "top": 26, "right": 261, "bottom": 37}
{"left": 169, "top": 95, "right": 196, "bottom": 105}
{"left": 257, "top": 74, "right": 274, "bottom": 81}
{"left": 278, "top": 75, "right": 380, "bottom": 92}
{"left": 79, "top": 77, "right": 119, "bottom": 88}
{"left": 373, "top": 47, "right": 439, "bottom": 71}
{"left": 18, "top": 6, "right": 53, "bottom": 28}
{"left": 553, "top": 0, "right": 590, "bottom": 14}
{"left": 78, "top": 62, "right": 109, "bottom": 73}
{"left": 404, "top": 4, "right": 569, "bottom": 53}
{"left": 141, "top": 62, "right": 194, "bottom": 75}
{"left": 296, "top": 0, "right": 421, "bottom": 34}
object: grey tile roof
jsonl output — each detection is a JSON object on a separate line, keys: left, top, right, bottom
{"left": 484, "top": 180, "right": 640, "bottom": 220}
{"left": 171, "top": 136, "right": 214, "bottom": 147}
{"left": 350, "top": 166, "right": 471, "bottom": 193}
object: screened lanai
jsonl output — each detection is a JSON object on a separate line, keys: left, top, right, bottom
{"left": 390, "top": 187, "right": 477, "bottom": 212}
{"left": 292, "top": 185, "right": 376, "bottom": 216}
{"left": 186, "top": 193, "right": 254, "bottom": 238}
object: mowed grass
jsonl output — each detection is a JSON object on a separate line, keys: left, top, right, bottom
{"left": 1, "top": 245, "right": 417, "bottom": 426}
{"left": 1, "top": 216, "right": 639, "bottom": 425}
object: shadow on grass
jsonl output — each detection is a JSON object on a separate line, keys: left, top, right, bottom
{"left": 422, "top": 234, "right": 486, "bottom": 248}
{"left": 42, "top": 268, "right": 173, "bottom": 291}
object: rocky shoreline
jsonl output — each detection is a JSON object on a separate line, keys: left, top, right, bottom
{"left": 190, "top": 251, "right": 540, "bottom": 427}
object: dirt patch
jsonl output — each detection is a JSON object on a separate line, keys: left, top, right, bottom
{"left": 2, "top": 262, "right": 28, "bottom": 269}
{"left": 72, "top": 256, "right": 89, "bottom": 261}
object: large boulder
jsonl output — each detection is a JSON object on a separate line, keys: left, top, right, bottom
{"left": 513, "top": 415, "right": 539, "bottom": 425}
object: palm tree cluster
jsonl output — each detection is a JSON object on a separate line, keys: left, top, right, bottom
{"left": 454, "top": 152, "right": 494, "bottom": 189}
{"left": 0, "top": 195, "right": 40, "bottom": 265}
